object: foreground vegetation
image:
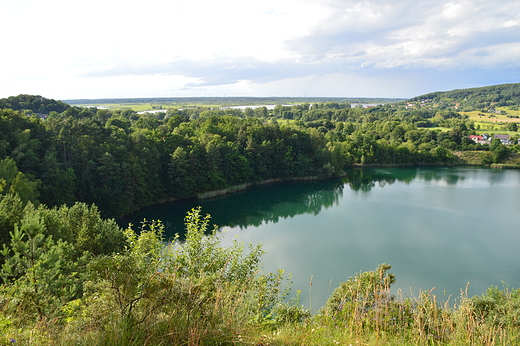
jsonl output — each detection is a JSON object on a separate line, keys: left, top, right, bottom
{"left": 1, "top": 85, "right": 520, "bottom": 344}
{"left": 0, "top": 203, "right": 518, "bottom": 345}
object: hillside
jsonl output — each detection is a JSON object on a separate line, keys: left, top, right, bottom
{"left": 408, "top": 83, "right": 520, "bottom": 111}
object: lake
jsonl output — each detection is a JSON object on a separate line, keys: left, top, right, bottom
{"left": 118, "top": 167, "right": 520, "bottom": 311}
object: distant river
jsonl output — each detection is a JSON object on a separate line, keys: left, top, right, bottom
{"left": 119, "top": 167, "right": 520, "bottom": 311}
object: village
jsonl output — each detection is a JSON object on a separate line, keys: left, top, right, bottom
{"left": 469, "top": 133, "right": 519, "bottom": 145}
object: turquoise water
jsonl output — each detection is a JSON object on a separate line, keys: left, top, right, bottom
{"left": 119, "top": 167, "right": 520, "bottom": 311}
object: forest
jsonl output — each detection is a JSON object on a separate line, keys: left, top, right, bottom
{"left": 1, "top": 87, "right": 520, "bottom": 345}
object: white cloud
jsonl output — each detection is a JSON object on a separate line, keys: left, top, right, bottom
{"left": 289, "top": 0, "right": 520, "bottom": 70}
{"left": 1, "top": 0, "right": 519, "bottom": 99}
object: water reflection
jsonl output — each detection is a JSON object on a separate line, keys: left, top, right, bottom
{"left": 119, "top": 178, "right": 345, "bottom": 239}
{"left": 119, "top": 167, "right": 510, "bottom": 238}
{"left": 342, "top": 167, "right": 472, "bottom": 192}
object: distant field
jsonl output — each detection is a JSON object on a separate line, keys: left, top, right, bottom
{"left": 64, "top": 97, "right": 403, "bottom": 111}
{"left": 473, "top": 122, "right": 512, "bottom": 132}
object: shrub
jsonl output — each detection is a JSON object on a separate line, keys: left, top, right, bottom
{"left": 63, "top": 207, "right": 292, "bottom": 345}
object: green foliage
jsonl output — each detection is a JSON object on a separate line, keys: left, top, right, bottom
{"left": 1, "top": 207, "right": 88, "bottom": 322}
{"left": 490, "top": 138, "right": 509, "bottom": 163}
{"left": 49, "top": 208, "right": 290, "bottom": 344}
{"left": 2, "top": 91, "right": 520, "bottom": 345}
{"left": 506, "top": 122, "right": 518, "bottom": 132}
{"left": 0, "top": 157, "right": 40, "bottom": 205}
{"left": 0, "top": 94, "right": 70, "bottom": 114}
{"left": 469, "top": 284, "right": 520, "bottom": 327}
{"left": 0, "top": 192, "right": 24, "bottom": 250}
{"left": 37, "top": 202, "right": 126, "bottom": 256}
{"left": 269, "top": 290, "right": 311, "bottom": 327}
{"left": 171, "top": 207, "right": 264, "bottom": 280}
{"left": 322, "top": 263, "right": 396, "bottom": 319}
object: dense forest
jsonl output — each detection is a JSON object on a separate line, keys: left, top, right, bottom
{"left": 1, "top": 87, "right": 520, "bottom": 345}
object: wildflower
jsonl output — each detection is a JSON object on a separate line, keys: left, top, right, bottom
{"left": 9, "top": 339, "right": 16, "bottom": 343}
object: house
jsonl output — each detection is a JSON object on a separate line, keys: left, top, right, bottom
{"left": 469, "top": 135, "right": 489, "bottom": 145}
{"left": 493, "top": 134, "right": 512, "bottom": 145}
{"left": 469, "top": 135, "right": 482, "bottom": 142}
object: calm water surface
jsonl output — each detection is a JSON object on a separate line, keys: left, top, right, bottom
{"left": 119, "top": 167, "right": 520, "bottom": 311}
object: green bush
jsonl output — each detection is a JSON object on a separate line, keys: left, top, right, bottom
{"left": 59, "top": 207, "right": 292, "bottom": 345}
{"left": 470, "top": 284, "right": 520, "bottom": 327}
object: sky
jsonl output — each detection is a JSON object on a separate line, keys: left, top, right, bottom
{"left": 1, "top": 0, "right": 520, "bottom": 100}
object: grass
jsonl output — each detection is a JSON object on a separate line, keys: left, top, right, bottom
{"left": 462, "top": 106, "right": 520, "bottom": 123}
{"left": 3, "top": 263, "right": 520, "bottom": 346}
{"left": 454, "top": 150, "right": 520, "bottom": 167}
{"left": 454, "top": 151, "right": 491, "bottom": 165}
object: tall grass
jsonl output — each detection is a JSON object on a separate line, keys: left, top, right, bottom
{"left": 258, "top": 268, "right": 520, "bottom": 346}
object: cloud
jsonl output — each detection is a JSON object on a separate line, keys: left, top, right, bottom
{"left": 286, "top": 0, "right": 520, "bottom": 70}
{"left": 81, "top": 56, "right": 349, "bottom": 87}
{"left": 1, "top": 0, "right": 519, "bottom": 99}
{"left": 76, "top": 0, "right": 520, "bottom": 95}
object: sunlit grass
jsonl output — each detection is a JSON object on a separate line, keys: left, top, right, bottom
{"left": 462, "top": 106, "right": 520, "bottom": 123}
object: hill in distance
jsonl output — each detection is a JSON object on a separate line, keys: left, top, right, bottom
{"left": 2, "top": 83, "right": 520, "bottom": 113}
{"left": 409, "top": 83, "right": 520, "bottom": 111}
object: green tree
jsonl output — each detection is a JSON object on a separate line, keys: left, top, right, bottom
{"left": 490, "top": 138, "right": 509, "bottom": 163}
{"left": 1, "top": 208, "right": 87, "bottom": 322}
{"left": 0, "top": 157, "right": 40, "bottom": 205}
{"left": 168, "top": 146, "right": 194, "bottom": 197}
{"left": 39, "top": 150, "right": 76, "bottom": 207}
{"left": 506, "top": 122, "right": 518, "bottom": 132}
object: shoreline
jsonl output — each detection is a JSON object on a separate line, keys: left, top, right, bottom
{"left": 120, "top": 174, "right": 343, "bottom": 221}
{"left": 119, "top": 161, "right": 520, "bottom": 220}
